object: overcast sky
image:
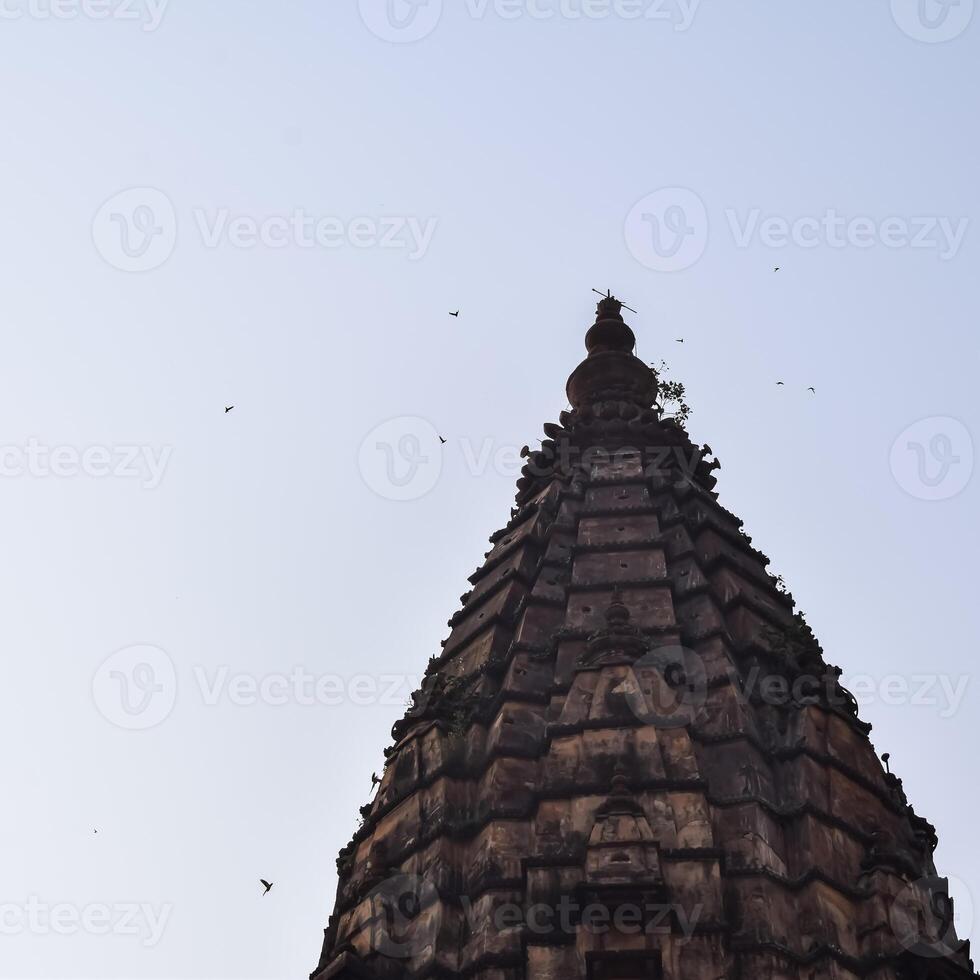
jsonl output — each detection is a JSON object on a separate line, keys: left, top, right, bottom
{"left": 1, "top": 1, "right": 977, "bottom": 977}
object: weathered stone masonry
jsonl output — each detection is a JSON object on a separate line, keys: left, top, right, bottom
{"left": 312, "top": 297, "right": 974, "bottom": 980}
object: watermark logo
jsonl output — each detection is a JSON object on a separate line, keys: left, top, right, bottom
{"left": 890, "top": 875, "right": 973, "bottom": 958}
{"left": 0, "top": 440, "right": 172, "bottom": 489}
{"left": 624, "top": 643, "right": 707, "bottom": 728}
{"left": 356, "top": 437, "right": 709, "bottom": 502}
{"left": 93, "top": 193, "right": 438, "bottom": 270}
{"left": 92, "top": 645, "right": 177, "bottom": 731}
{"left": 726, "top": 209, "right": 968, "bottom": 261}
{"left": 358, "top": 0, "right": 444, "bottom": 43}
{"left": 94, "top": 656, "right": 423, "bottom": 729}
{"left": 0, "top": 898, "right": 171, "bottom": 947}
{"left": 460, "top": 895, "right": 702, "bottom": 938}
{"left": 193, "top": 667, "right": 421, "bottom": 709}
{"left": 461, "top": 0, "right": 700, "bottom": 29}
{"left": 0, "top": 0, "right": 169, "bottom": 30}
{"left": 359, "top": 417, "right": 444, "bottom": 502}
{"left": 358, "top": 0, "right": 701, "bottom": 37}
{"left": 362, "top": 873, "right": 703, "bottom": 958}
{"left": 192, "top": 210, "right": 437, "bottom": 259}
{"left": 624, "top": 187, "right": 708, "bottom": 272}
{"left": 891, "top": 0, "right": 974, "bottom": 42}
{"left": 93, "top": 188, "right": 177, "bottom": 273}
{"left": 366, "top": 873, "right": 440, "bottom": 960}
{"left": 626, "top": 193, "right": 968, "bottom": 271}
{"left": 737, "top": 667, "right": 970, "bottom": 719}
{"left": 890, "top": 417, "right": 973, "bottom": 501}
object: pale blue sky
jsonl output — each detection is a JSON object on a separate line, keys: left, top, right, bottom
{"left": 1, "top": 2, "right": 978, "bottom": 977}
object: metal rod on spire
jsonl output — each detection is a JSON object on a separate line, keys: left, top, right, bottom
{"left": 592, "top": 288, "right": 638, "bottom": 315}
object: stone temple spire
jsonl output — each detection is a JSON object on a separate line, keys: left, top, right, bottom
{"left": 310, "top": 295, "right": 974, "bottom": 980}
{"left": 566, "top": 294, "right": 658, "bottom": 411}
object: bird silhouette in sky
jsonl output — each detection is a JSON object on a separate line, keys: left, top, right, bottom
{"left": 449, "top": 310, "right": 459, "bottom": 318}
{"left": 808, "top": 387, "right": 816, "bottom": 394}
{"left": 675, "top": 338, "right": 684, "bottom": 343}
{"left": 439, "top": 436, "right": 447, "bottom": 445}
{"left": 774, "top": 266, "right": 780, "bottom": 272}
{"left": 371, "top": 772, "right": 381, "bottom": 788}
{"left": 225, "top": 406, "right": 234, "bottom": 414}
{"left": 260, "top": 880, "right": 273, "bottom": 896}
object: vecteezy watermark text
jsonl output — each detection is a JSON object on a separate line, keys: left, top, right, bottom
{"left": 193, "top": 666, "right": 422, "bottom": 709}
{"left": 359, "top": 420, "right": 714, "bottom": 501}
{"left": 461, "top": 896, "right": 703, "bottom": 937}
{"left": 461, "top": 0, "right": 700, "bottom": 29}
{"left": 0, "top": 898, "right": 171, "bottom": 947}
{"left": 625, "top": 188, "right": 969, "bottom": 272}
{"left": 357, "top": 0, "right": 701, "bottom": 43}
{"left": 0, "top": 0, "right": 168, "bottom": 30}
{"left": 366, "top": 873, "right": 704, "bottom": 960}
{"left": 0, "top": 440, "right": 172, "bottom": 489}
{"left": 725, "top": 208, "right": 969, "bottom": 261}
{"left": 93, "top": 188, "right": 439, "bottom": 272}
{"left": 93, "top": 644, "right": 425, "bottom": 731}
{"left": 737, "top": 667, "right": 970, "bottom": 720}
{"left": 192, "top": 210, "right": 437, "bottom": 259}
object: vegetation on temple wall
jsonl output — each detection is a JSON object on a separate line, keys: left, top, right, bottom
{"left": 651, "top": 361, "right": 692, "bottom": 424}
{"left": 763, "top": 610, "right": 824, "bottom": 664}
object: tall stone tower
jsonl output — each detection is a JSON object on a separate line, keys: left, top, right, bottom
{"left": 312, "top": 297, "right": 973, "bottom": 980}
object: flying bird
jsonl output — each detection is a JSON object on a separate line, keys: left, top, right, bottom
{"left": 774, "top": 266, "right": 780, "bottom": 272}
{"left": 449, "top": 310, "right": 459, "bottom": 318}
{"left": 439, "top": 436, "right": 447, "bottom": 445}
{"left": 260, "top": 880, "right": 273, "bottom": 896}
{"left": 808, "top": 387, "right": 816, "bottom": 394}
{"left": 776, "top": 382, "right": 785, "bottom": 386}
{"left": 225, "top": 406, "right": 234, "bottom": 414}
{"left": 675, "top": 339, "right": 684, "bottom": 344}
{"left": 371, "top": 772, "right": 381, "bottom": 787}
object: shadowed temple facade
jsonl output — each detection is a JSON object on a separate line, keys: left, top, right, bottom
{"left": 312, "top": 297, "right": 974, "bottom": 980}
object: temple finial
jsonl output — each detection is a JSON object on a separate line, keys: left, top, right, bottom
{"left": 595, "top": 762, "right": 645, "bottom": 816}
{"left": 592, "top": 287, "right": 637, "bottom": 319}
{"left": 584, "top": 291, "right": 635, "bottom": 354}
{"left": 610, "top": 763, "right": 631, "bottom": 797}
{"left": 566, "top": 293, "right": 657, "bottom": 410}
{"left": 605, "top": 588, "right": 631, "bottom": 626}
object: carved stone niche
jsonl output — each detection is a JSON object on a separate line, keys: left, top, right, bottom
{"left": 577, "top": 590, "right": 649, "bottom": 672}
{"left": 585, "top": 776, "right": 662, "bottom": 887}
{"left": 575, "top": 767, "right": 667, "bottom": 944}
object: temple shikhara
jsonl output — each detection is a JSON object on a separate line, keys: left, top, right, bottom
{"left": 312, "top": 297, "right": 973, "bottom": 979}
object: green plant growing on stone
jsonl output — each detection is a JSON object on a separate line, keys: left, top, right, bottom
{"left": 652, "top": 361, "right": 692, "bottom": 424}
{"left": 763, "top": 611, "right": 824, "bottom": 669}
